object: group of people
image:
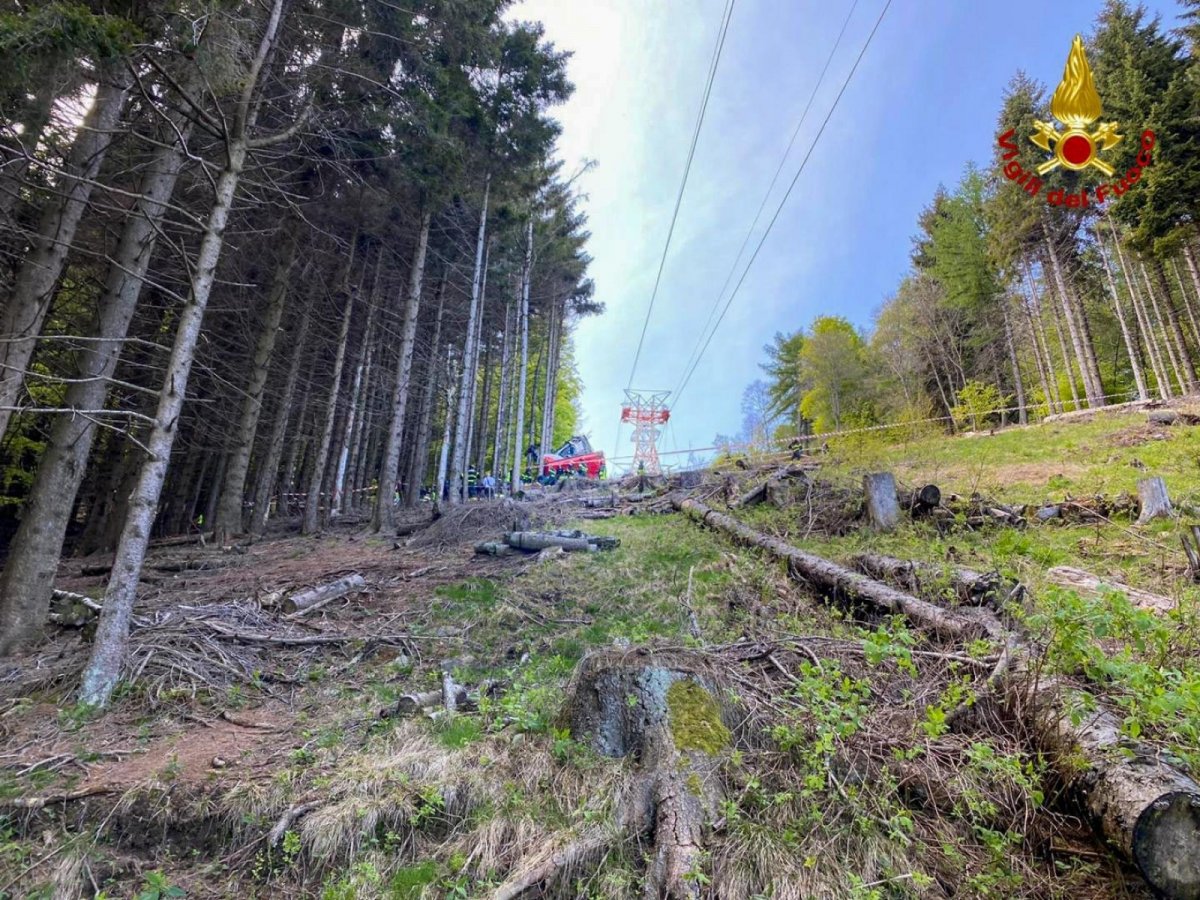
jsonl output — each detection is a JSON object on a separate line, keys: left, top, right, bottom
{"left": 466, "top": 466, "right": 498, "bottom": 499}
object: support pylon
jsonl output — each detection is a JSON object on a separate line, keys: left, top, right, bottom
{"left": 620, "top": 389, "right": 670, "bottom": 475}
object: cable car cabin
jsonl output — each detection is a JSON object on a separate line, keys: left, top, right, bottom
{"left": 540, "top": 435, "right": 606, "bottom": 480}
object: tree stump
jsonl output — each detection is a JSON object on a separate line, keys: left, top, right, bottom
{"left": 494, "top": 650, "right": 730, "bottom": 899}
{"left": 1136, "top": 477, "right": 1172, "bottom": 524}
{"left": 863, "top": 472, "right": 900, "bottom": 531}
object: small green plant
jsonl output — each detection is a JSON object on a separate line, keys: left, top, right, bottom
{"left": 136, "top": 870, "right": 186, "bottom": 899}
{"left": 412, "top": 784, "right": 446, "bottom": 829}
{"left": 159, "top": 753, "right": 183, "bottom": 782}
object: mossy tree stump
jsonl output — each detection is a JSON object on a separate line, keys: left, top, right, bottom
{"left": 493, "top": 649, "right": 732, "bottom": 899}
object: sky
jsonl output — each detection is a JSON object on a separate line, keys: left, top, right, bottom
{"left": 510, "top": 0, "right": 1184, "bottom": 471}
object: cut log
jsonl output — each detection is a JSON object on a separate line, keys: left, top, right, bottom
{"left": 283, "top": 573, "right": 367, "bottom": 615}
{"left": 853, "top": 553, "right": 1005, "bottom": 607}
{"left": 863, "top": 472, "right": 900, "bottom": 530}
{"left": 1149, "top": 410, "right": 1179, "bottom": 426}
{"left": 1046, "top": 566, "right": 1174, "bottom": 614}
{"left": 732, "top": 481, "right": 767, "bottom": 508}
{"left": 474, "top": 541, "right": 514, "bottom": 556}
{"left": 504, "top": 532, "right": 593, "bottom": 552}
{"left": 675, "top": 497, "right": 1200, "bottom": 896}
{"left": 1137, "top": 477, "right": 1172, "bottom": 524}
{"left": 900, "top": 484, "right": 941, "bottom": 515}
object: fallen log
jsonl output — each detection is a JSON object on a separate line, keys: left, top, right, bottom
{"left": 853, "top": 553, "right": 1005, "bottom": 607}
{"left": 674, "top": 497, "right": 1200, "bottom": 897}
{"left": 284, "top": 573, "right": 367, "bottom": 615}
{"left": 674, "top": 499, "right": 996, "bottom": 641}
{"left": 1046, "top": 566, "right": 1174, "bottom": 614}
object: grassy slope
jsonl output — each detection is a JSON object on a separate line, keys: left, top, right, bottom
{"left": 8, "top": 408, "right": 1199, "bottom": 898}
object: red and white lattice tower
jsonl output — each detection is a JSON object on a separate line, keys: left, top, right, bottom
{"left": 620, "top": 389, "right": 671, "bottom": 475}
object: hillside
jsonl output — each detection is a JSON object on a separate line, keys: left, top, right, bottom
{"left": 2, "top": 404, "right": 1198, "bottom": 898}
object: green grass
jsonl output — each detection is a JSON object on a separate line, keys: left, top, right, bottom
{"left": 819, "top": 410, "right": 1200, "bottom": 504}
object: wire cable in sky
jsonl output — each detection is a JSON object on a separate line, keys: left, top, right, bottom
{"left": 671, "top": 0, "right": 892, "bottom": 412}
{"left": 670, "top": 0, "right": 861, "bottom": 399}
{"left": 622, "top": 0, "right": 735, "bottom": 392}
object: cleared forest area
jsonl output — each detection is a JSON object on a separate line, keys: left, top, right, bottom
{"left": 1, "top": 404, "right": 1198, "bottom": 898}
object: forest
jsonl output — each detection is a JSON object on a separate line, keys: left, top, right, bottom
{"left": 0, "top": 0, "right": 598, "bottom": 706}
{"left": 737, "top": 1, "right": 1200, "bottom": 446}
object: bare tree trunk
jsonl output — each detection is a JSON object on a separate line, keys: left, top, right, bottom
{"left": 510, "top": 216, "right": 533, "bottom": 494}
{"left": 214, "top": 240, "right": 295, "bottom": 543}
{"left": 1154, "top": 258, "right": 1197, "bottom": 391}
{"left": 1021, "top": 257, "right": 1062, "bottom": 414}
{"left": 372, "top": 208, "right": 431, "bottom": 531}
{"left": 436, "top": 349, "right": 458, "bottom": 501}
{"left": 1171, "top": 258, "right": 1200, "bottom": 358}
{"left": 1140, "top": 258, "right": 1186, "bottom": 395}
{"left": 338, "top": 301, "right": 376, "bottom": 515}
{"left": 79, "top": 0, "right": 288, "bottom": 707}
{"left": 250, "top": 297, "right": 313, "bottom": 534}
{"left": 463, "top": 241, "right": 490, "bottom": 478}
{"left": 302, "top": 288, "right": 355, "bottom": 534}
{"left": 1001, "top": 300, "right": 1027, "bottom": 424}
{"left": 1095, "top": 230, "right": 1149, "bottom": 401}
{"left": 1107, "top": 219, "right": 1170, "bottom": 399}
{"left": 492, "top": 295, "right": 514, "bottom": 482}
{"left": 0, "top": 109, "right": 193, "bottom": 653}
{"left": 0, "top": 65, "right": 133, "bottom": 440}
{"left": 1044, "top": 237, "right": 1101, "bottom": 406}
{"left": 448, "top": 177, "right": 491, "bottom": 505}
{"left": 1046, "top": 268, "right": 1081, "bottom": 409}
{"left": 405, "top": 278, "right": 446, "bottom": 507}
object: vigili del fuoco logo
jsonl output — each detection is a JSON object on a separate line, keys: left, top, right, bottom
{"left": 997, "top": 35, "right": 1156, "bottom": 208}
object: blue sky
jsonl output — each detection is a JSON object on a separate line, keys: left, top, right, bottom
{"left": 511, "top": 0, "right": 1183, "bottom": 470}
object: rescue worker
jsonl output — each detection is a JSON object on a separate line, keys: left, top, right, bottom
{"left": 467, "top": 465, "right": 478, "bottom": 498}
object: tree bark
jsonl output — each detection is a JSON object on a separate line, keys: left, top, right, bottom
{"left": 1095, "top": 229, "right": 1149, "bottom": 401}
{"left": 1108, "top": 218, "right": 1171, "bottom": 399}
{"left": 0, "top": 105, "right": 193, "bottom": 653}
{"left": 863, "top": 472, "right": 900, "bottom": 531}
{"left": 1154, "top": 258, "right": 1197, "bottom": 392}
{"left": 79, "top": 0, "right": 288, "bottom": 707}
{"left": 448, "top": 177, "right": 491, "bottom": 505}
{"left": 510, "top": 215, "right": 533, "bottom": 494}
{"left": 302, "top": 286, "right": 355, "bottom": 534}
{"left": 0, "top": 64, "right": 133, "bottom": 441}
{"left": 337, "top": 299, "right": 377, "bottom": 515}
{"left": 1001, "top": 299, "right": 1027, "bottom": 424}
{"left": 1137, "top": 257, "right": 1185, "bottom": 395}
{"left": 373, "top": 208, "right": 431, "bottom": 531}
{"left": 492, "top": 295, "right": 514, "bottom": 482}
{"left": 405, "top": 278, "right": 446, "bottom": 507}
{"left": 250, "top": 296, "right": 314, "bottom": 534}
{"left": 462, "top": 239, "right": 491, "bottom": 480}
{"left": 1136, "top": 477, "right": 1172, "bottom": 524}
{"left": 1044, "top": 237, "right": 1101, "bottom": 406}
{"left": 214, "top": 239, "right": 295, "bottom": 543}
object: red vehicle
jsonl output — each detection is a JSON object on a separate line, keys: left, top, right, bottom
{"left": 540, "top": 435, "right": 606, "bottom": 480}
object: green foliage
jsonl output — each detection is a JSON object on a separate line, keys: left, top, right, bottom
{"left": 797, "top": 317, "right": 876, "bottom": 434}
{"left": 950, "top": 380, "right": 1008, "bottom": 431}
{"left": 135, "top": 871, "right": 186, "bottom": 900}
{"left": 1025, "top": 585, "right": 1200, "bottom": 765}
